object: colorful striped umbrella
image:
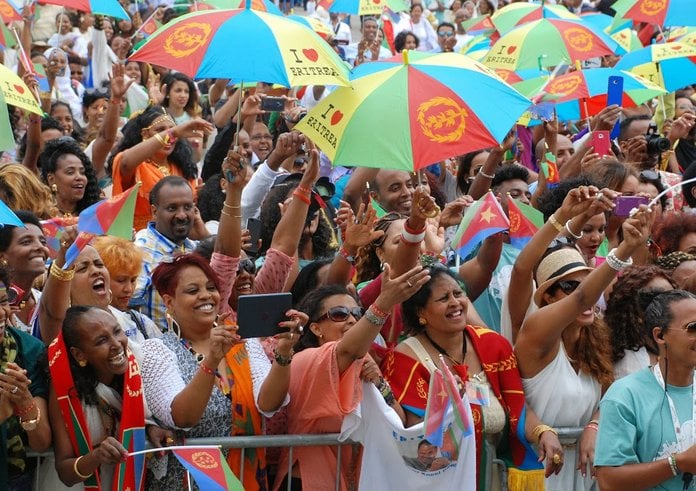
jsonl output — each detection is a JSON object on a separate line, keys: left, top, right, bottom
{"left": 0, "top": 63, "right": 43, "bottom": 115}
{"left": 195, "top": 0, "right": 281, "bottom": 14}
{"left": 37, "top": 0, "right": 129, "bottom": 19}
{"left": 328, "top": 0, "right": 408, "bottom": 16}
{"left": 295, "top": 50, "right": 531, "bottom": 171}
{"left": 516, "top": 68, "right": 666, "bottom": 121}
{"left": 482, "top": 18, "right": 618, "bottom": 71}
{"left": 129, "top": 6, "right": 350, "bottom": 87}
{"left": 288, "top": 14, "right": 333, "bottom": 38}
{"left": 490, "top": 2, "right": 579, "bottom": 35}
{"left": 0, "top": 0, "right": 21, "bottom": 22}
{"left": 615, "top": 41, "right": 696, "bottom": 92}
{"left": 611, "top": 0, "right": 696, "bottom": 28}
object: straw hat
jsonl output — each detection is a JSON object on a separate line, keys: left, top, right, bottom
{"left": 533, "top": 247, "right": 593, "bottom": 307}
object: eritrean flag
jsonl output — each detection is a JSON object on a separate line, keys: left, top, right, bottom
{"left": 135, "top": 10, "right": 162, "bottom": 38}
{"left": 440, "top": 356, "right": 473, "bottom": 437}
{"left": 0, "top": 22, "right": 17, "bottom": 49}
{"left": 172, "top": 446, "right": 243, "bottom": 490}
{"left": 63, "top": 184, "right": 140, "bottom": 269}
{"left": 540, "top": 153, "right": 560, "bottom": 185}
{"left": 424, "top": 369, "right": 449, "bottom": 448}
{"left": 451, "top": 191, "right": 509, "bottom": 260}
{"left": 507, "top": 198, "right": 543, "bottom": 250}
{"left": 41, "top": 216, "right": 78, "bottom": 258}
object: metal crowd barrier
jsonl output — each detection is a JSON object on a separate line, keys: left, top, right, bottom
{"left": 28, "top": 427, "right": 585, "bottom": 491}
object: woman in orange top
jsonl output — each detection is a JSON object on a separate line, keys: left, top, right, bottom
{"left": 108, "top": 106, "right": 212, "bottom": 231}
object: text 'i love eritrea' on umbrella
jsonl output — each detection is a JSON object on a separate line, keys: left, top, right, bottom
{"left": 62, "top": 184, "right": 140, "bottom": 269}
{"left": 129, "top": 3, "right": 350, "bottom": 87}
{"left": 615, "top": 41, "right": 696, "bottom": 93}
{"left": 451, "top": 191, "right": 509, "bottom": 260}
{"left": 295, "top": 50, "right": 531, "bottom": 171}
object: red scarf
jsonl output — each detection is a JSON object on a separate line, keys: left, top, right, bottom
{"left": 48, "top": 333, "right": 146, "bottom": 490}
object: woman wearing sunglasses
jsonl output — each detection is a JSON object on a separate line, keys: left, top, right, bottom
{"left": 512, "top": 185, "right": 654, "bottom": 491}
{"left": 272, "top": 265, "right": 429, "bottom": 490}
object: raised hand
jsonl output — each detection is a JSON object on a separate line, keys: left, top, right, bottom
{"left": 343, "top": 202, "right": 385, "bottom": 251}
{"left": 375, "top": 263, "right": 431, "bottom": 311}
{"left": 109, "top": 63, "right": 134, "bottom": 100}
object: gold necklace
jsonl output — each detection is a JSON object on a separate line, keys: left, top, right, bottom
{"left": 145, "top": 158, "right": 170, "bottom": 176}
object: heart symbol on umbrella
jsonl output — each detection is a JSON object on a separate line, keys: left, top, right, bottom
{"left": 13, "top": 84, "right": 25, "bottom": 94}
{"left": 303, "top": 48, "right": 319, "bottom": 62}
{"left": 330, "top": 110, "right": 344, "bottom": 125}
{"left": 507, "top": 46, "right": 517, "bottom": 55}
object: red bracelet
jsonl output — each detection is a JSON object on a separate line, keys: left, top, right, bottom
{"left": 370, "top": 303, "right": 388, "bottom": 319}
{"left": 15, "top": 400, "right": 35, "bottom": 417}
{"left": 338, "top": 246, "right": 355, "bottom": 264}
{"left": 293, "top": 190, "right": 311, "bottom": 205}
{"left": 296, "top": 184, "right": 312, "bottom": 195}
{"left": 199, "top": 363, "right": 216, "bottom": 376}
{"left": 403, "top": 220, "right": 426, "bottom": 235}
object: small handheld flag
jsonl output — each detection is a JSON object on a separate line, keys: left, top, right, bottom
{"left": 540, "top": 152, "right": 560, "bottom": 185}
{"left": 507, "top": 198, "right": 543, "bottom": 250}
{"left": 439, "top": 356, "right": 473, "bottom": 437}
{"left": 423, "top": 369, "right": 449, "bottom": 448}
{"left": 451, "top": 191, "right": 509, "bottom": 260}
{"left": 171, "top": 446, "right": 244, "bottom": 491}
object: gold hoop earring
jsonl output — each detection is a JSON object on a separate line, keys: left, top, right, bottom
{"left": 419, "top": 317, "right": 427, "bottom": 326}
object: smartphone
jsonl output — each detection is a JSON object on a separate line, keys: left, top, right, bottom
{"left": 614, "top": 195, "right": 649, "bottom": 217}
{"left": 237, "top": 293, "right": 293, "bottom": 339}
{"left": 261, "top": 96, "right": 285, "bottom": 112}
{"left": 591, "top": 130, "right": 611, "bottom": 157}
{"left": 245, "top": 217, "right": 262, "bottom": 257}
{"left": 607, "top": 76, "right": 624, "bottom": 139}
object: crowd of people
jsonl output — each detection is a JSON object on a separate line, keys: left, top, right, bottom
{"left": 0, "top": 0, "right": 696, "bottom": 490}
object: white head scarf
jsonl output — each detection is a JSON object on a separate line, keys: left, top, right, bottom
{"left": 43, "top": 47, "right": 85, "bottom": 126}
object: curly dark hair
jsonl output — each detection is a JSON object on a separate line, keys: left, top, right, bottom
{"left": 258, "top": 183, "right": 336, "bottom": 259}
{"left": 536, "top": 175, "right": 600, "bottom": 220}
{"left": 354, "top": 213, "right": 405, "bottom": 284}
{"left": 38, "top": 137, "right": 100, "bottom": 213}
{"left": 604, "top": 265, "right": 677, "bottom": 363}
{"left": 491, "top": 165, "right": 529, "bottom": 190}
{"left": 394, "top": 31, "right": 420, "bottom": 53}
{"left": 108, "top": 106, "right": 197, "bottom": 180}
{"left": 62, "top": 306, "right": 124, "bottom": 406}
{"left": 197, "top": 173, "right": 225, "bottom": 223}
{"left": 162, "top": 72, "right": 200, "bottom": 118}
{"left": 293, "top": 284, "right": 357, "bottom": 352}
{"left": 653, "top": 212, "right": 696, "bottom": 256}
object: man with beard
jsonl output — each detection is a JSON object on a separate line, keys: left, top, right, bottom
{"left": 132, "top": 176, "right": 204, "bottom": 331}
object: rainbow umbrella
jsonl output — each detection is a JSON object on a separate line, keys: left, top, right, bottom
{"left": 517, "top": 68, "right": 666, "bottom": 121}
{"left": 328, "top": 0, "right": 408, "bottom": 16}
{"left": 580, "top": 12, "right": 632, "bottom": 35}
{"left": 460, "top": 14, "right": 495, "bottom": 36}
{"left": 611, "top": 0, "right": 696, "bottom": 28}
{"left": 615, "top": 41, "right": 696, "bottom": 92}
{"left": 37, "top": 0, "right": 129, "bottom": 19}
{"left": 483, "top": 18, "right": 618, "bottom": 71}
{"left": 611, "top": 27, "right": 642, "bottom": 54}
{"left": 0, "top": 63, "right": 43, "bottom": 115}
{"left": 667, "top": 27, "right": 696, "bottom": 42}
{"left": 0, "top": 22, "right": 17, "bottom": 49}
{"left": 295, "top": 50, "right": 531, "bottom": 171}
{"left": 490, "top": 2, "right": 579, "bottom": 35}
{"left": 288, "top": 14, "right": 333, "bottom": 38}
{"left": 130, "top": 5, "right": 350, "bottom": 87}
{"left": 195, "top": 0, "right": 281, "bottom": 14}
{"left": 0, "top": 0, "right": 21, "bottom": 22}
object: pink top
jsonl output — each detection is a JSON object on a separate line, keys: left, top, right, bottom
{"left": 273, "top": 342, "right": 365, "bottom": 491}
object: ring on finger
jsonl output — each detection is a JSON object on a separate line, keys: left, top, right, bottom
{"left": 10, "top": 386, "right": 18, "bottom": 394}
{"left": 165, "top": 437, "right": 174, "bottom": 444}
{"left": 407, "top": 280, "right": 414, "bottom": 288}
{"left": 552, "top": 454, "right": 562, "bottom": 465}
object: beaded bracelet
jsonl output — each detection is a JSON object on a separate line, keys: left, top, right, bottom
{"left": 199, "top": 363, "right": 217, "bottom": 377}
{"left": 273, "top": 348, "right": 294, "bottom": 367}
{"left": 15, "top": 400, "right": 36, "bottom": 417}
{"left": 370, "top": 303, "right": 388, "bottom": 319}
{"left": 338, "top": 246, "right": 355, "bottom": 265}
{"left": 668, "top": 453, "right": 679, "bottom": 477}
{"left": 296, "top": 184, "right": 312, "bottom": 195}
{"left": 606, "top": 248, "right": 633, "bottom": 271}
{"left": 365, "top": 305, "right": 388, "bottom": 326}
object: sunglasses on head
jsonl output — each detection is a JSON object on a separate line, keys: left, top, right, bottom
{"left": 552, "top": 280, "right": 580, "bottom": 295}
{"left": 640, "top": 170, "right": 660, "bottom": 183}
{"left": 316, "top": 306, "right": 363, "bottom": 323}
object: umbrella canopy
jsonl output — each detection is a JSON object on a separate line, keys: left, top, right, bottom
{"left": 0, "top": 63, "right": 43, "bottom": 115}
{"left": 611, "top": 0, "right": 696, "bottom": 28}
{"left": 482, "top": 18, "right": 618, "bottom": 71}
{"left": 516, "top": 68, "right": 665, "bottom": 121}
{"left": 490, "top": 3, "right": 579, "bottom": 35}
{"left": 295, "top": 50, "right": 531, "bottom": 171}
{"left": 37, "top": 0, "right": 129, "bottom": 19}
{"left": 0, "top": 0, "right": 21, "bottom": 23}
{"left": 288, "top": 14, "right": 333, "bottom": 38}
{"left": 327, "top": 0, "right": 408, "bottom": 16}
{"left": 615, "top": 41, "right": 696, "bottom": 92}
{"left": 196, "top": 0, "right": 282, "bottom": 14}
{"left": 130, "top": 7, "right": 351, "bottom": 87}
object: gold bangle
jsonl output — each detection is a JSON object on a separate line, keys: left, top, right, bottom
{"left": 548, "top": 214, "right": 564, "bottom": 233}
{"left": 222, "top": 202, "right": 240, "bottom": 210}
{"left": 532, "top": 424, "right": 558, "bottom": 444}
{"left": 220, "top": 209, "right": 241, "bottom": 219}
{"left": 50, "top": 262, "right": 75, "bottom": 282}
{"left": 73, "top": 455, "right": 93, "bottom": 480}
{"left": 153, "top": 133, "right": 166, "bottom": 146}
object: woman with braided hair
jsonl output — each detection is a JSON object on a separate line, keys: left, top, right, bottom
{"left": 108, "top": 105, "right": 212, "bottom": 231}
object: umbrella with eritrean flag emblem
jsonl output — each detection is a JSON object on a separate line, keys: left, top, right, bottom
{"left": 0, "top": 0, "right": 21, "bottom": 23}
{"left": 327, "top": 0, "right": 408, "bottom": 15}
{"left": 195, "top": 0, "right": 281, "bottom": 13}
{"left": 482, "top": 18, "right": 618, "bottom": 71}
{"left": 129, "top": 4, "right": 350, "bottom": 87}
{"left": 295, "top": 50, "right": 531, "bottom": 172}
{"left": 38, "top": 0, "right": 130, "bottom": 19}
{"left": 611, "top": 0, "right": 696, "bottom": 28}
{"left": 490, "top": 2, "right": 579, "bottom": 35}
{"left": 615, "top": 41, "right": 696, "bottom": 93}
